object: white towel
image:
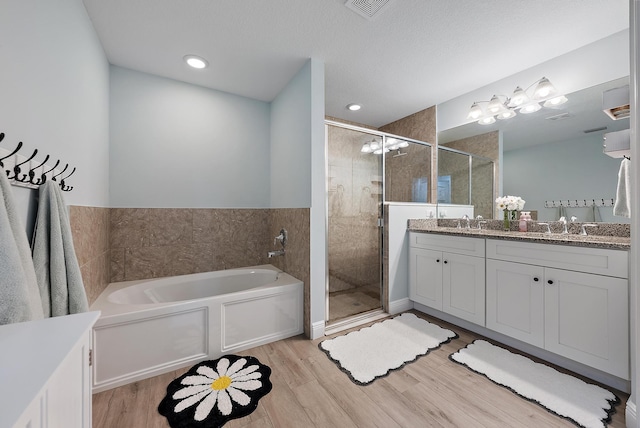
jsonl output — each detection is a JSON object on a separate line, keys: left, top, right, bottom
{"left": 614, "top": 158, "right": 631, "bottom": 218}
{"left": 32, "top": 181, "right": 88, "bottom": 317}
{"left": 0, "top": 172, "right": 44, "bottom": 324}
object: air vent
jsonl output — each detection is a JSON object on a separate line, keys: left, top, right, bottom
{"left": 345, "top": 0, "right": 393, "bottom": 20}
{"left": 603, "top": 85, "right": 630, "bottom": 120}
{"left": 584, "top": 126, "right": 608, "bottom": 134}
{"left": 545, "top": 112, "right": 573, "bottom": 121}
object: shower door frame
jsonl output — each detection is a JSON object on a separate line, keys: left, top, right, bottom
{"left": 324, "top": 120, "right": 434, "bottom": 331}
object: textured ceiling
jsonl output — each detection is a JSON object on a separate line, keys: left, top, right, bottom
{"left": 82, "top": 0, "right": 629, "bottom": 128}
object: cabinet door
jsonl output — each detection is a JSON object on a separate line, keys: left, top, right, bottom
{"left": 409, "top": 247, "right": 443, "bottom": 310}
{"left": 442, "top": 253, "right": 485, "bottom": 326}
{"left": 544, "top": 268, "right": 629, "bottom": 380}
{"left": 47, "top": 329, "right": 92, "bottom": 427}
{"left": 486, "top": 259, "right": 544, "bottom": 347}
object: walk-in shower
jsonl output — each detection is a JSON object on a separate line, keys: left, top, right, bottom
{"left": 325, "top": 121, "right": 434, "bottom": 330}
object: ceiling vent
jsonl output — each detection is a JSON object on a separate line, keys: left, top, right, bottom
{"left": 345, "top": 0, "right": 393, "bottom": 20}
{"left": 545, "top": 112, "right": 573, "bottom": 121}
{"left": 603, "top": 85, "right": 630, "bottom": 120}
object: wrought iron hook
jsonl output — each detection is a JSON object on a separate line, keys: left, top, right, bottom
{"left": 40, "top": 159, "right": 60, "bottom": 184}
{"left": 27, "top": 154, "right": 50, "bottom": 185}
{"left": 0, "top": 141, "right": 23, "bottom": 167}
{"left": 59, "top": 167, "right": 76, "bottom": 191}
{"left": 10, "top": 149, "right": 38, "bottom": 181}
{"left": 51, "top": 163, "right": 68, "bottom": 181}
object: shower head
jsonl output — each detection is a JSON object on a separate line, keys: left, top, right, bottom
{"left": 392, "top": 150, "right": 407, "bottom": 158}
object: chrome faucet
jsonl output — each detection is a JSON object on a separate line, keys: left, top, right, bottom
{"left": 461, "top": 214, "right": 471, "bottom": 229}
{"left": 558, "top": 216, "right": 569, "bottom": 234}
{"left": 268, "top": 249, "right": 285, "bottom": 258}
{"left": 269, "top": 228, "right": 288, "bottom": 258}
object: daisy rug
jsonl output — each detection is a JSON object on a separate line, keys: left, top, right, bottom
{"left": 450, "top": 340, "right": 619, "bottom": 428}
{"left": 319, "top": 312, "right": 457, "bottom": 385}
{"left": 158, "top": 355, "right": 272, "bottom": 428}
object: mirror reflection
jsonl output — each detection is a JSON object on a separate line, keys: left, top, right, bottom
{"left": 438, "top": 76, "right": 630, "bottom": 223}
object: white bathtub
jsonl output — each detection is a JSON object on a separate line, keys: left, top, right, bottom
{"left": 90, "top": 265, "right": 303, "bottom": 393}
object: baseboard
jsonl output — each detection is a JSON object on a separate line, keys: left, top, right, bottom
{"left": 388, "top": 297, "right": 414, "bottom": 315}
{"left": 310, "top": 320, "right": 325, "bottom": 339}
{"left": 626, "top": 399, "right": 637, "bottom": 428}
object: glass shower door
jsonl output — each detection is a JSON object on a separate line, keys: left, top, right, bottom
{"left": 326, "top": 124, "right": 383, "bottom": 325}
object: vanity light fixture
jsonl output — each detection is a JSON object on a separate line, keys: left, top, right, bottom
{"left": 361, "top": 137, "right": 408, "bottom": 154}
{"left": 467, "top": 77, "right": 568, "bottom": 125}
{"left": 346, "top": 103, "right": 362, "bottom": 111}
{"left": 184, "top": 55, "right": 209, "bottom": 69}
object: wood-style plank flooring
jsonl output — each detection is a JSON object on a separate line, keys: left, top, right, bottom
{"left": 93, "top": 310, "right": 628, "bottom": 427}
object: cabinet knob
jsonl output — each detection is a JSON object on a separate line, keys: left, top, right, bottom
{"left": 444, "top": 260, "right": 448, "bottom": 264}
{"left": 436, "top": 259, "right": 440, "bottom": 263}
{"left": 547, "top": 280, "right": 554, "bottom": 285}
{"left": 533, "top": 277, "right": 539, "bottom": 282}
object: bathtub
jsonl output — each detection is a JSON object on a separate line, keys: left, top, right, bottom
{"left": 90, "top": 265, "right": 303, "bottom": 393}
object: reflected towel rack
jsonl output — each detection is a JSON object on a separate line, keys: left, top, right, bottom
{"left": 544, "top": 199, "right": 614, "bottom": 208}
{"left": 0, "top": 132, "right": 76, "bottom": 191}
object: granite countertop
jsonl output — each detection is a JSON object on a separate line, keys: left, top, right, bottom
{"left": 407, "top": 219, "right": 630, "bottom": 250}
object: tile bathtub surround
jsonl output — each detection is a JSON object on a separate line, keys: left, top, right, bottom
{"left": 69, "top": 206, "right": 111, "bottom": 305}
{"left": 110, "top": 208, "right": 273, "bottom": 282}
{"left": 268, "top": 208, "right": 310, "bottom": 336}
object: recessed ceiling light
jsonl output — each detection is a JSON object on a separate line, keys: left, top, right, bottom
{"left": 346, "top": 103, "right": 362, "bottom": 111}
{"left": 184, "top": 55, "right": 208, "bottom": 69}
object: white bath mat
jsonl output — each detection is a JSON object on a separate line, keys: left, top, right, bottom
{"left": 319, "top": 312, "right": 457, "bottom": 385}
{"left": 450, "top": 340, "right": 619, "bottom": 428}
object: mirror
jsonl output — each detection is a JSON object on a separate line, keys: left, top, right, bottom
{"left": 438, "top": 76, "right": 630, "bottom": 223}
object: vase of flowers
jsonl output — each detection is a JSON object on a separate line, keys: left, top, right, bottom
{"left": 496, "top": 195, "right": 525, "bottom": 231}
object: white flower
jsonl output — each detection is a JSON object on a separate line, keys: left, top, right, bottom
{"left": 496, "top": 195, "right": 525, "bottom": 211}
{"left": 172, "top": 357, "right": 263, "bottom": 421}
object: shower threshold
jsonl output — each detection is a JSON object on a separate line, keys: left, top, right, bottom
{"left": 324, "top": 309, "right": 388, "bottom": 336}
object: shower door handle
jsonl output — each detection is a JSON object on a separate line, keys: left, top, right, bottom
{"left": 377, "top": 218, "right": 383, "bottom": 227}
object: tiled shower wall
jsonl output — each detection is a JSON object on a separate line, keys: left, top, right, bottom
{"left": 69, "top": 207, "right": 311, "bottom": 335}
{"left": 69, "top": 206, "right": 111, "bottom": 305}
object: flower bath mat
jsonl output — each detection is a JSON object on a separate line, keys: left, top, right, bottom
{"left": 158, "top": 355, "right": 272, "bottom": 428}
{"left": 450, "top": 340, "right": 619, "bottom": 428}
{"left": 319, "top": 312, "right": 458, "bottom": 385}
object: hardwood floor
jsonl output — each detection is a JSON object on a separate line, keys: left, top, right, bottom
{"left": 93, "top": 310, "right": 628, "bottom": 427}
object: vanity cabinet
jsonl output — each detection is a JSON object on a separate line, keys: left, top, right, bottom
{"left": 1, "top": 311, "right": 100, "bottom": 428}
{"left": 486, "top": 239, "right": 629, "bottom": 379}
{"left": 409, "top": 232, "right": 485, "bottom": 325}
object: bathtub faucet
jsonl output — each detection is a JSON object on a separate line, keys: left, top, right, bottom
{"left": 268, "top": 249, "right": 285, "bottom": 258}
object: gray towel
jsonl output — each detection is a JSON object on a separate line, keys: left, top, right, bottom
{"left": 613, "top": 158, "right": 631, "bottom": 218}
{"left": 0, "top": 172, "right": 44, "bottom": 324}
{"left": 32, "top": 181, "right": 88, "bottom": 317}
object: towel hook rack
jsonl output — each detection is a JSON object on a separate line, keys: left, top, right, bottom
{"left": 1, "top": 131, "right": 77, "bottom": 191}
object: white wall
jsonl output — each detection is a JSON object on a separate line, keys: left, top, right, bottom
{"left": 387, "top": 203, "right": 438, "bottom": 305}
{"left": 270, "top": 61, "right": 313, "bottom": 208}
{"left": 504, "top": 134, "right": 628, "bottom": 223}
{"left": 0, "top": 0, "right": 110, "bottom": 226}
{"left": 109, "top": 66, "right": 271, "bottom": 208}
{"left": 438, "top": 30, "right": 630, "bottom": 132}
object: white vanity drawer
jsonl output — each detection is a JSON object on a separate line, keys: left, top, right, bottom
{"left": 409, "top": 232, "right": 485, "bottom": 257}
{"left": 486, "top": 239, "right": 628, "bottom": 278}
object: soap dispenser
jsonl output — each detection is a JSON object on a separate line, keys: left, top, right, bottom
{"left": 518, "top": 212, "right": 528, "bottom": 232}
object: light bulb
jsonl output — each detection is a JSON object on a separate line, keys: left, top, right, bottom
{"left": 532, "top": 77, "right": 557, "bottom": 100}
{"left": 543, "top": 95, "right": 568, "bottom": 108}
{"left": 496, "top": 110, "right": 516, "bottom": 120}
{"left": 467, "top": 102, "right": 483, "bottom": 120}
{"left": 478, "top": 116, "right": 496, "bottom": 125}
{"left": 509, "top": 86, "right": 529, "bottom": 107}
{"left": 487, "top": 95, "right": 504, "bottom": 114}
{"left": 361, "top": 143, "right": 372, "bottom": 153}
{"left": 398, "top": 141, "right": 409, "bottom": 148}
{"left": 184, "top": 55, "right": 208, "bottom": 69}
{"left": 520, "top": 102, "right": 541, "bottom": 114}
{"left": 346, "top": 103, "right": 362, "bottom": 111}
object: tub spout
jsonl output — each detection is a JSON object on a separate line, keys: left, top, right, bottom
{"left": 268, "top": 249, "right": 285, "bottom": 258}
